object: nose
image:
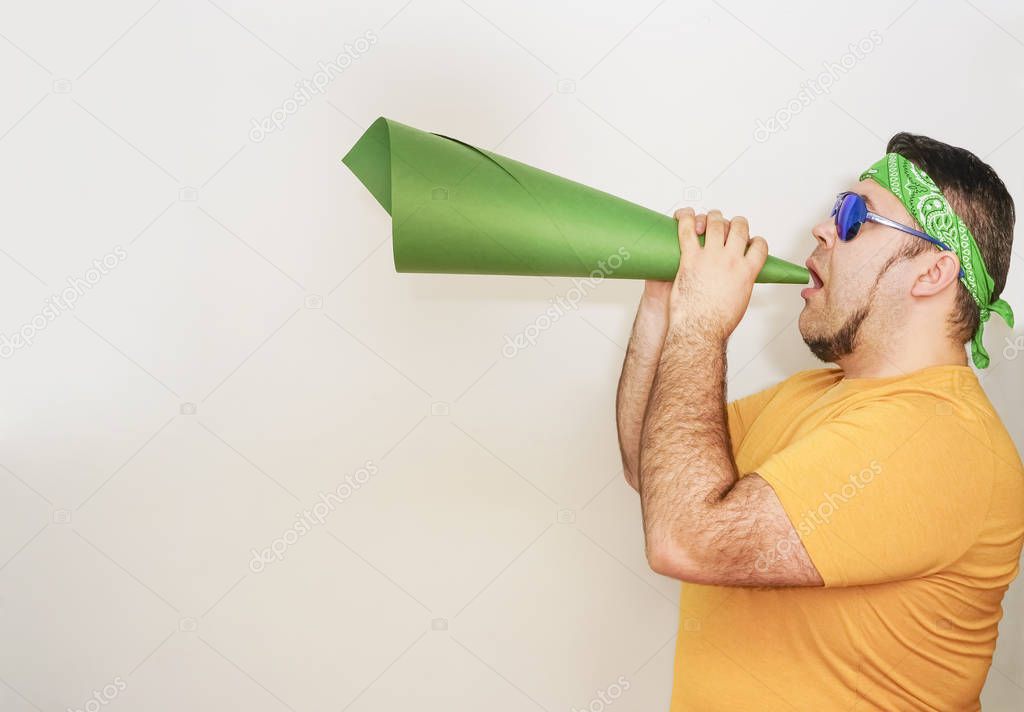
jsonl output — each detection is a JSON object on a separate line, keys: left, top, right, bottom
{"left": 812, "top": 216, "right": 837, "bottom": 249}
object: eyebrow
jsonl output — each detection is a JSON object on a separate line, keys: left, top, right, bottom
{"left": 859, "top": 192, "right": 876, "bottom": 211}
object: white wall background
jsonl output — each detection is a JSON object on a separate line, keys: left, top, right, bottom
{"left": 1, "top": 0, "right": 1022, "bottom": 710}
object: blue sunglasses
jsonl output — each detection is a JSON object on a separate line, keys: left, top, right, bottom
{"left": 831, "top": 191, "right": 963, "bottom": 278}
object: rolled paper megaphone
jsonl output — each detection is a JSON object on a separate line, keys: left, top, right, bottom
{"left": 342, "top": 117, "right": 810, "bottom": 284}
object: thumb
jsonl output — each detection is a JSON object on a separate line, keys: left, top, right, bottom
{"left": 745, "top": 236, "right": 769, "bottom": 272}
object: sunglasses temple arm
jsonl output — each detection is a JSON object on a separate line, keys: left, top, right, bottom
{"left": 867, "top": 213, "right": 965, "bottom": 279}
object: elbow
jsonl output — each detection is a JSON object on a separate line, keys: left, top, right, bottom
{"left": 645, "top": 537, "right": 705, "bottom": 582}
{"left": 645, "top": 531, "right": 725, "bottom": 584}
{"left": 623, "top": 465, "right": 639, "bottom": 492}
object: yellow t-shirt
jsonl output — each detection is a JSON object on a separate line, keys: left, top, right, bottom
{"left": 669, "top": 364, "right": 1024, "bottom": 711}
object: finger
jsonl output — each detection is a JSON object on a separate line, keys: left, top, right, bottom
{"left": 673, "top": 207, "right": 700, "bottom": 260}
{"left": 745, "top": 236, "right": 769, "bottom": 274}
{"left": 695, "top": 213, "right": 707, "bottom": 237}
{"left": 726, "top": 216, "right": 749, "bottom": 256}
{"left": 705, "top": 209, "right": 727, "bottom": 249}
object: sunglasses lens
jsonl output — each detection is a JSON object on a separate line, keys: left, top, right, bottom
{"left": 835, "top": 193, "right": 866, "bottom": 241}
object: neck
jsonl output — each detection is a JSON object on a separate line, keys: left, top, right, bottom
{"left": 835, "top": 338, "right": 968, "bottom": 379}
{"left": 833, "top": 291, "right": 971, "bottom": 378}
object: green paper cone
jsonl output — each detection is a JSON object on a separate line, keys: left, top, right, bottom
{"left": 342, "top": 117, "right": 810, "bottom": 285}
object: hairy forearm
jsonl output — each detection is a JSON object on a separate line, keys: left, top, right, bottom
{"left": 616, "top": 295, "right": 669, "bottom": 490}
{"left": 638, "top": 322, "right": 738, "bottom": 568}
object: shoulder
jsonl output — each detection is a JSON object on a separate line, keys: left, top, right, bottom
{"left": 892, "top": 372, "right": 1024, "bottom": 563}
{"left": 766, "top": 367, "right": 844, "bottom": 396}
{"left": 788, "top": 367, "right": 844, "bottom": 383}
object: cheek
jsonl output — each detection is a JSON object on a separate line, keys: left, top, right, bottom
{"left": 825, "top": 266, "right": 876, "bottom": 317}
{"left": 843, "top": 237, "right": 887, "bottom": 277}
{"left": 826, "top": 270, "right": 856, "bottom": 303}
{"left": 821, "top": 268, "right": 855, "bottom": 313}
{"left": 826, "top": 250, "right": 865, "bottom": 296}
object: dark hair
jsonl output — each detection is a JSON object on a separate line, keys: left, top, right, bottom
{"left": 885, "top": 132, "right": 1015, "bottom": 346}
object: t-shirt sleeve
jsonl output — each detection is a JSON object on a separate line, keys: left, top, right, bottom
{"left": 753, "top": 395, "right": 995, "bottom": 588}
{"left": 727, "top": 379, "right": 786, "bottom": 451}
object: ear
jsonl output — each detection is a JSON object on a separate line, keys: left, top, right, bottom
{"left": 910, "top": 251, "right": 961, "bottom": 297}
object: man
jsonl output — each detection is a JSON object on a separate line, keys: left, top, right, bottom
{"left": 615, "top": 133, "right": 1023, "bottom": 710}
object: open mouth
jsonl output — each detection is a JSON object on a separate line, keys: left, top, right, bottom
{"left": 809, "top": 267, "right": 824, "bottom": 288}
{"left": 802, "top": 260, "right": 824, "bottom": 299}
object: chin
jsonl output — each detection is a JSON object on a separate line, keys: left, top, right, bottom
{"left": 797, "top": 306, "right": 818, "bottom": 339}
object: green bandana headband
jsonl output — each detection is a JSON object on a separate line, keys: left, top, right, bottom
{"left": 859, "top": 152, "right": 1014, "bottom": 369}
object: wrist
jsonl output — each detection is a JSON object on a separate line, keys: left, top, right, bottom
{"left": 663, "top": 316, "right": 727, "bottom": 352}
{"left": 638, "top": 292, "right": 670, "bottom": 320}
{"left": 631, "top": 304, "right": 669, "bottom": 353}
